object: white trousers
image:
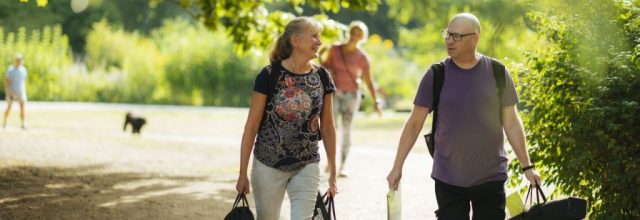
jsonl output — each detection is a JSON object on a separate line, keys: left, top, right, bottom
{"left": 251, "top": 159, "right": 320, "bottom": 220}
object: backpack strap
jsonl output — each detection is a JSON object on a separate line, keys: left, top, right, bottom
{"left": 432, "top": 62, "right": 446, "bottom": 112}
{"left": 266, "top": 61, "right": 283, "bottom": 103}
{"left": 315, "top": 65, "right": 331, "bottom": 141}
{"left": 317, "top": 66, "right": 331, "bottom": 93}
{"left": 429, "top": 61, "right": 446, "bottom": 152}
{"left": 490, "top": 58, "right": 506, "bottom": 125}
{"left": 260, "top": 61, "right": 283, "bottom": 125}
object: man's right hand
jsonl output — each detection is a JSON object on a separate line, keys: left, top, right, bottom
{"left": 236, "top": 175, "right": 250, "bottom": 194}
{"left": 386, "top": 168, "right": 402, "bottom": 191}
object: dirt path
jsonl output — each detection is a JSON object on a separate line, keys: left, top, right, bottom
{"left": 0, "top": 102, "right": 438, "bottom": 219}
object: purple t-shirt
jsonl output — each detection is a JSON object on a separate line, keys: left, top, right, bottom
{"left": 414, "top": 55, "right": 518, "bottom": 187}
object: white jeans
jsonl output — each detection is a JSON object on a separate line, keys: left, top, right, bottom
{"left": 251, "top": 159, "right": 320, "bottom": 220}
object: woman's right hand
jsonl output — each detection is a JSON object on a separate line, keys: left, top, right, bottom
{"left": 236, "top": 175, "right": 250, "bottom": 194}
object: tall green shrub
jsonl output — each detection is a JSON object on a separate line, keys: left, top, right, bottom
{"left": 514, "top": 1, "right": 640, "bottom": 218}
{"left": 152, "top": 18, "right": 259, "bottom": 106}
{"left": 85, "top": 20, "right": 166, "bottom": 104}
{"left": 84, "top": 18, "right": 261, "bottom": 106}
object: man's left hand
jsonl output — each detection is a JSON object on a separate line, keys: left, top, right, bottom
{"left": 524, "top": 169, "right": 542, "bottom": 186}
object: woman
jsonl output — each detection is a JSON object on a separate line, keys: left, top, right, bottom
{"left": 235, "top": 17, "right": 338, "bottom": 220}
{"left": 321, "top": 21, "right": 381, "bottom": 177}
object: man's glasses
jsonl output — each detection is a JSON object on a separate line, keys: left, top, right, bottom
{"left": 441, "top": 29, "right": 476, "bottom": 42}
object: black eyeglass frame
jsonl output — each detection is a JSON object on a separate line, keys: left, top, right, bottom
{"left": 441, "top": 29, "right": 477, "bottom": 42}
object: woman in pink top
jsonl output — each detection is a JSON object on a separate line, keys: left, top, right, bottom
{"left": 321, "top": 21, "right": 381, "bottom": 177}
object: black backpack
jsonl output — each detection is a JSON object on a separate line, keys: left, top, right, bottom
{"left": 424, "top": 58, "right": 507, "bottom": 158}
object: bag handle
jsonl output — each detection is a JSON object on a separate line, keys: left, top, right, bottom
{"left": 534, "top": 184, "right": 548, "bottom": 203}
{"left": 232, "top": 193, "right": 250, "bottom": 208}
{"left": 313, "top": 191, "right": 329, "bottom": 219}
{"left": 323, "top": 192, "right": 337, "bottom": 220}
{"left": 524, "top": 185, "right": 533, "bottom": 208}
{"left": 523, "top": 182, "right": 548, "bottom": 208}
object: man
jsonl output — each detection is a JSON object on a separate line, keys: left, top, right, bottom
{"left": 3, "top": 54, "right": 28, "bottom": 129}
{"left": 386, "top": 13, "right": 541, "bottom": 219}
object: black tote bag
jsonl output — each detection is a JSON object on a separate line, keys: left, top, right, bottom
{"left": 224, "top": 193, "right": 255, "bottom": 220}
{"left": 509, "top": 185, "right": 587, "bottom": 220}
{"left": 313, "top": 191, "right": 336, "bottom": 220}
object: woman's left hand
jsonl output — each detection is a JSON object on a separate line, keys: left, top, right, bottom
{"left": 327, "top": 175, "right": 338, "bottom": 197}
{"left": 373, "top": 102, "right": 382, "bottom": 117}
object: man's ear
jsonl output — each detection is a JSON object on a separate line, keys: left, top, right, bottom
{"left": 472, "top": 34, "right": 480, "bottom": 45}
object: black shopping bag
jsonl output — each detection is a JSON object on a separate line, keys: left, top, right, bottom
{"left": 509, "top": 184, "right": 587, "bottom": 220}
{"left": 313, "top": 191, "right": 336, "bottom": 220}
{"left": 224, "top": 193, "right": 255, "bottom": 220}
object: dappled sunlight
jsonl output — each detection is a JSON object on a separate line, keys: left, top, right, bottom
{"left": 112, "top": 178, "right": 182, "bottom": 191}
{"left": 0, "top": 193, "right": 56, "bottom": 204}
{"left": 45, "top": 182, "right": 87, "bottom": 189}
{"left": 0, "top": 164, "right": 238, "bottom": 219}
{"left": 99, "top": 178, "right": 233, "bottom": 208}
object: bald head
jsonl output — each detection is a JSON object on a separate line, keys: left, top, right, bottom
{"left": 449, "top": 13, "right": 481, "bottom": 34}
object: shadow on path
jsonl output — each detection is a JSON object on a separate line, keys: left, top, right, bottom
{"left": 0, "top": 165, "right": 236, "bottom": 220}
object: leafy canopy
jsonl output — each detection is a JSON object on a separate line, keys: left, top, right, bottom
{"left": 19, "top": 0, "right": 380, "bottom": 52}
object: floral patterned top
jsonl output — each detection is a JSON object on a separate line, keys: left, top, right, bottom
{"left": 253, "top": 62, "right": 335, "bottom": 171}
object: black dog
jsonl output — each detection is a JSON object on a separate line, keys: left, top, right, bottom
{"left": 124, "top": 112, "right": 146, "bottom": 134}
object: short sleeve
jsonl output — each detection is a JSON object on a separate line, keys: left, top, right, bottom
{"left": 501, "top": 68, "right": 519, "bottom": 107}
{"left": 253, "top": 66, "right": 271, "bottom": 95}
{"left": 320, "top": 67, "right": 336, "bottom": 95}
{"left": 413, "top": 67, "right": 435, "bottom": 110}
